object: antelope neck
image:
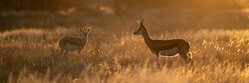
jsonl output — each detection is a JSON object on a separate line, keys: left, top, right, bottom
{"left": 81, "top": 36, "right": 88, "bottom": 43}
{"left": 142, "top": 27, "right": 152, "bottom": 45}
{"left": 82, "top": 35, "right": 88, "bottom": 40}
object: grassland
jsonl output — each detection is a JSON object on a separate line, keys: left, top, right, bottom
{"left": 0, "top": 27, "right": 249, "bottom": 83}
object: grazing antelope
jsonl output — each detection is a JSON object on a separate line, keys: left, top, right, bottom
{"left": 133, "top": 19, "right": 193, "bottom": 67}
{"left": 59, "top": 26, "right": 91, "bottom": 56}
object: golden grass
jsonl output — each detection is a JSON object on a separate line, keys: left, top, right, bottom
{"left": 0, "top": 28, "right": 249, "bottom": 83}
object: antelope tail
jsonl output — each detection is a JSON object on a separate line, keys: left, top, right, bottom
{"left": 187, "top": 52, "right": 192, "bottom": 59}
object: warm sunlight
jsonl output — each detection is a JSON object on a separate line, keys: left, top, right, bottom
{"left": 242, "top": 8, "right": 249, "bottom": 18}
{"left": 0, "top": 0, "right": 248, "bottom": 83}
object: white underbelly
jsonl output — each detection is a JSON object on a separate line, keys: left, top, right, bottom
{"left": 159, "top": 47, "right": 178, "bottom": 56}
{"left": 66, "top": 44, "right": 79, "bottom": 51}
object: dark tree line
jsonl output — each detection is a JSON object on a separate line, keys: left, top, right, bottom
{"left": 0, "top": 0, "right": 247, "bottom": 12}
{"left": 0, "top": 0, "right": 86, "bottom": 11}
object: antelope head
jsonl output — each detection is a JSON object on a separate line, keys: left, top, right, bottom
{"left": 133, "top": 18, "right": 146, "bottom": 35}
{"left": 79, "top": 26, "right": 91, "bottom": 39}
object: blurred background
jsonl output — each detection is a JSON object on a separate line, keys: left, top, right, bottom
{"left": 0, "top": 0, "right": 249, "bottom": 33}
{"left": 0, "top": 1, "right": 249, "bottom": 82}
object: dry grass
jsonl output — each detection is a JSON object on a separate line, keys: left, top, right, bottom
{"left": 0, "top": 27, "right": 249, "bottom": 83}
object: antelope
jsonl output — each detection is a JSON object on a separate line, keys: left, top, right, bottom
{"left": 133, "top": 19, "right": 193, "bottom": 67}
{"left": 58, "top": 26, "right": 91, "bottom": 56}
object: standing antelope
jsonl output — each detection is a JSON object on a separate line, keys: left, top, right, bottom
{"left": 59, "top": 26, "right": 91, "bottom": 56}
{"left": 133, "top": 19, "right": 193, "bottom": 67}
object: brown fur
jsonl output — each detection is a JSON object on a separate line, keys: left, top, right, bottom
{"left": 58, "top": 27, "right": 90, "bottom": 56}
{"left": 134, "top": 19, "right": 193, "bottom": 67}
{"left": 59, "top": 37, "right": 86, "bottom": 48}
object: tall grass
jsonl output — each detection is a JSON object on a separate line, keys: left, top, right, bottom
{"left": 0, "top": 28, "right": 248, "bottom": 83}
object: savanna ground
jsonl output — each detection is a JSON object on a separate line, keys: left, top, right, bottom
{"left": 0, "top": 27, "right": 249, "bottom": 83}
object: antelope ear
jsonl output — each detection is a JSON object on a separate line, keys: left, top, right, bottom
{"left": 79, "top": 27, "right": 83, "bottom": 33}
{"left": 86, "top": 27, "right": 91, "bottom": 33}
{"left": 137, "top": 20, "right": 140, "bottom": 24}
{"left": 138, "top": 17, "right": 144, "bottom": 25}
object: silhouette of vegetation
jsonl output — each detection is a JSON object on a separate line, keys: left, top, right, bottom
{"left": 0, "top": 0, "right": 87, "bottom": 12}
{"left": 0, "top": 0, "right": 247, "bottom": 12}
